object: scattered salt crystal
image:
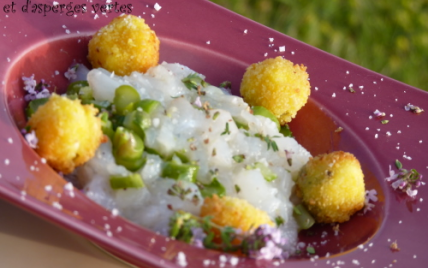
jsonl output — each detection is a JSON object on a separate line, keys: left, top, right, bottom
{"left": 291, "top": 51, "right": 295, "bottom": 55}
{"left": 390, "top": 114, "right": 393, "bottom": 117}
{"left": 219, "top": 255, "right": 227, "bottom": 263}
{"left": 414, "top": 255, "right": 417, "bottom": 259}
{"left": 230, "top": 257, "right": 239, "bottom": 266}
{"left": 343, "top": 86, "right": 346, "bottom": 90}
{"left": 41, "top": 158, "right": 47, "bottom": 164}
{"left": 279, "top": 46, "right": 285, "bottom": 52}
{"left": 104, "top": 223, "right": 110, "bottom": 229}
{"left": 154, "top": 3, "right": 162, "bottom": 11}
{"left": 206, "top": 41, "right": 210, "bottom": 45}
{"left": 369, "top": 243, "right": 373, "bottom": 247}
{"left": 419, "top": 140, "right": 423, "bottom": 143}
{"left": 45, "top": 185, "right": 52, "bottom": 191}
{"left": 399, "top": 220, "right": 402, "bottom": 224}
{"left": 359, "top": 86, "right": 364, "bottom": 89}
{"left": 371, "top": 259, "right": 376, "bottom": 264}
{"left": 369, "top": 116, "right": 373, "bottom": 119}
{"left": 352, "top": 260, "right": 360, "bottom": 265}
{"left": 65, "top": 29, "right": 70, "bottom": 34}
{"left": 332, "top": 93, "right": 336, "bottom": 98}
{"left": 315, "top": 87, "right": 318, "bottom": 91}
{"left": 73, "top": 211, "right": 79, "bottom": 215}
{"left": 62, "top": 25, "right": 67, "bottom": 28}
{"left": 4, "top": 159, "right": 9, "bottom": 165}
{"left": 64, "top": 182, "right": 73, "bottom": 191}
{"left": 176, "top": 252, "right": 187, "bottom": 267}
{"left": 203, "top": 260, "right": 210, "bottom": 266}
{"left": 111, "top": 208, "right": 119, "bottom": 216}
{"left": 375, "top": 134, "right": 378, "bottom": 139}
{"left": 243, "top": 29, "right": 248, "bottom": 34}
{"left": 53, "top": 1, "right": 59, "bottom": 6}
{"left": 106, "top": 231, "right": 112, "bottom": 237}
{"left": 116, "top": 226, "right": 122, "bottom": 232}
{"left": 52, "top": 202, "right": 63, "bottom": 210}
{"left": 7, "top": 138, "right": 12, "bottom": 144}
{"left": 386, "top": 131, "right": 391, "bottom": 136}
{"left": 94, "top": 14, "right": 99, "bottom": 19}
{"left": 417, "top": 208, "right": 420, "bottom": 212}
{"left": 397, "top": 130, "right": 401, "bottom": 134}
{"left": 349, "top": 83, "right": 353, "bottom": 87}
{"left": 358, "top": 245, "right": 364, "bottom": 249}
{"left": 264, "top": 52, "right": 268, "bottom": 57}
{"left": 365, "top": 127, "right": 369, "bottom": 130}
{"left": 346, "top": 70, "right": 349, "bottom": 74}
{"left": 269, "top": 38, "right": 274, "bottom": 42}
{"left": 151, "top": 14, "right": 155, "bottom": 18}
{"left": 373, "top": 81, "right": 377, "bottom": 84}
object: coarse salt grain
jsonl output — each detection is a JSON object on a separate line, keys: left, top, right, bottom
{"left": 52, "top": 202, "right": 63, "bottom": 210}
{"left": 346, "top": 70, "right": 349, "bottom": 74}
{"left": 279, "top": 46, "right": 285, "bottom": 52}
{"left": 4, "top": 159, "right": 9, "bottom": 165}
{"left": 230, "top": 257, "right": 239, "bottom": 266}
{"left": 106, "top": 231, "right": 112, "bottom": 237}
{"left": 269, "top": 38, "right": 274, "bottom": 42}
{"left": 206, "top": 41, "right": 210, "bottom": 45}
{"left": 375, "top": 134, "right": 378, "bottom": 139}
{"left": 64, "top": 182, "right": 74, "bottom": 191}
{"left": 45, "top": 185, "right": 52, "bottom": 191}
{"left": 154, "top": 3, "right": 162, "bottom": 11}
{"left": 41, "top": 158, "right": 47, "bottom": 164}
{"left": 332, "top": 93, "right": 336, "bottom": 97}
{"left": 291, "top": 51, "right": 295, "bottom": 55}
{"left": 315, "top": 87, "right": 318, "bottom": 91}
{"left": 7, "top": 138, "right": 12, "bottom": 143}
{"left": 243, "top": 29, "right": 248, "bottom": 34}
{"left": 176, "top": 252, "right": 187, "bottom": 267}
{"left": 365, "top": 127, "right": 369, "bottom": 130}
{"left": 352, "top": 260, "right": 360, "bottom": 265}
{"left": 111, "top": 208, "right": 119, "bottom": 216}
{"left": 203, "top": 260, "right": 210, "bottom": 266}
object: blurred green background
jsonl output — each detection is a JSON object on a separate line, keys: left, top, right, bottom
{"left": 210, "top": 0, "right": 428, "bottom": 91}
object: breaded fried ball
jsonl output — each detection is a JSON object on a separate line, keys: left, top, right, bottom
{"left": 88, "top": 14, "right": 160, "bottom": 76}
{"left": 295, "top": 151, "right": 365, "bottom": 223}
{"left": 27, "top": 94, "right": 103, "bottom": 174}
{"left": 240, "top": 56, "right": 310, "bottom": 124}
{"left": 200, "top": 195, "right": 274, "bottom": 232}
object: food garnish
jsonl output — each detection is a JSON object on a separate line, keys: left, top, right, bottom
{"left": 385, "top": 160, "right": 424, "bottom": 198}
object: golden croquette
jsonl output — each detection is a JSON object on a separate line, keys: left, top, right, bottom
{"left": 27, "top": 94, "right": 103, "bottom": 174}
{"left": 200, "top": 194, "right": 274, "bottom": 232}
{"left": 295, "top": 151, "right": 365, "bottom": 223}
{"left": 240, "top": 56, "right": 310, "bottom": 124}
{"left": 88, "top": 14, "right": 160, "bottom": 76}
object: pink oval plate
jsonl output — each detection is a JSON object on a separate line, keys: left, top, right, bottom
{"left": 1, "top": 1, "right": 427, "bottom": 267}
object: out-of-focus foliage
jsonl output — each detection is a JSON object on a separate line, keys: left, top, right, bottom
{"left": 210, "top": 0, "right": 428, "bottom": 91}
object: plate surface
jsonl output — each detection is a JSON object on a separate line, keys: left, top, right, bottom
{"left": 1, "top": 0, "right": 428, "bottom": 267}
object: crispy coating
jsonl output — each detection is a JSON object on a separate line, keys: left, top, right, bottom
{"left": 240, "top": 56, "right": 310, "bottom": 124}
{"left": 295, "top": 151, "right": 365, "bottom": 223}
{"left": 88, "top": 14, "right": 160, "bottom": 76}
{"left": 27, "top": 94, "right": 103, "bottom": 174}
{"left": 200, "top": 195, "right": 274, "bottom": 232}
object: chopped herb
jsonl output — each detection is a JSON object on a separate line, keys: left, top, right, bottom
{"left": 219, "top": 81, "right": 232, "bottom": 89}
{"left": 212, "top": 148, "right": 217, "bottom": 156}
{"left": 349, "top": 87, "right": 355, "bottom": 93}
{"left": 280, "top": 124, "right": 293, "bottom": 137}
{"left": 254, "top": 133, "right": 279, "bottom": 152}
{"left": 232, "top": 154, "right": 245, "bottom": 163}
{"left": 234, "top": 184, "right": 241, "bottom": 193}
{"left": 182, "top": 73, "right": 209, "bottom": 90}
{"left": 213, "top": 111, "right": 220, "bottom": 120}
{"left": 275, "top": 216, "right": 285, "bottom": 226}
{"left": 221, "top": 122, "right": 231, "bottom": 135}
{"left": 198, "top": 178, "right": 226, "bottom": 198}
{"left": 395, "top": 159, "right": 403, "bottom": 169}
{"left": 306, "top": 246, "right": 316, "bottom": 254}
{"left": 381, "top": 120, "right": 389, "bottom": 124}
